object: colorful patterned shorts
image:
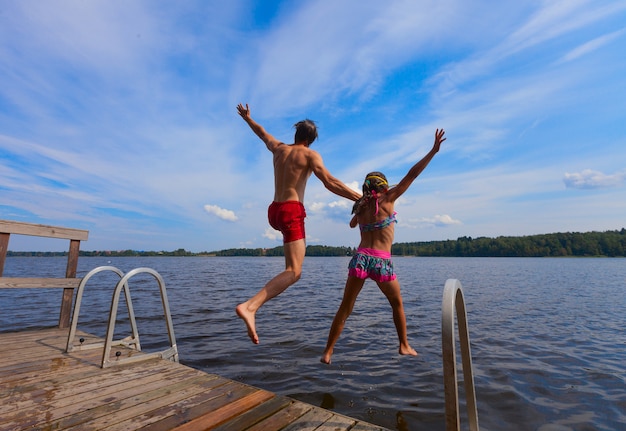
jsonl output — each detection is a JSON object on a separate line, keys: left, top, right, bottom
{"left": 348, "top": 247, "right": 396, "bottom": 282}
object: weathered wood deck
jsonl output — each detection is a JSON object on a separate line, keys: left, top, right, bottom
{"left": 0, "top": 327, "right": 389, "bottom": 431}
{"left": 0, "top": 219, "right": 392, "bottom": 430}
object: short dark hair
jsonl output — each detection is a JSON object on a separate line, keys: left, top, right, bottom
{"left": 294, "top": 119, "right": 318, "bottom": 146}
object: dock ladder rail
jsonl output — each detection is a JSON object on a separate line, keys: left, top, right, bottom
{"left": 441, "top": 279, "right": 480, "bottom": 431}
{"left": 66, "top": 266, "right": 178, "bottom": 368}
{"left": 66, "top": 266, "right": 141, "bottom": 354}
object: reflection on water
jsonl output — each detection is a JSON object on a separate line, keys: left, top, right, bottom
{"left": 2, "top": 256, "right": 625, "bottom": 430}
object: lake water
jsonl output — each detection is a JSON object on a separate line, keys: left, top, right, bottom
{"left": 1, "top": 256, "right": 625, "bottom": 431}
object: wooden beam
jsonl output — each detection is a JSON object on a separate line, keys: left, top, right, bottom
{"left": 0, "top": 277, "right": 82, "bottom": 288}
{"left": 0, "top": 219, "right": 88, "bottom": 241}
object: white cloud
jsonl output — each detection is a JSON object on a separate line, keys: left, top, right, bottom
{"left": 308, "top": 202, "right": 327, "bottom": 213}
{"left": 407, "top": 214, "right": 463, "bottom": 228}
{"left": 432, "top": 214, "right": 463, "bottom": 226}
{"left": 559, "top": 28, "right": 626, "bottom": 64}
{"left": 328, "top": 200, "right": 349, "bottom": 209}
{"left": 346, "top": 181, "right": 361, "bottom": 192}
{"left": 309, "top": 199, "right": 352, "bottom": 213}
{"left": 563, "top": 169, "right": 626, "bottom": 189}
{"left": 262, "top": 227, "right": 281, "bottom": 242}
{"left": 306, "top": 199, "right": 353, "bottom": 224}
{"left": 203, "top": 204, "right": 238, "bottom": 221}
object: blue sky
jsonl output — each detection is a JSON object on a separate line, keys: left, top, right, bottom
{"left": 1, "top": 1, "right": 625, "bottom": 252}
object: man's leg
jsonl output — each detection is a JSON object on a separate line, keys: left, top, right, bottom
{"left": 236, "top": 239, "right": 306, "bottom": 344}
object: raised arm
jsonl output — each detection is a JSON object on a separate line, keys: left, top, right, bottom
{"left": 386, "top": 129, "right": 446, "bottom": 202}
{"left": 309, "top": 151, "right": 361, "bottom": 201}
{"left": 237, "top": 103, "right": 281, "bottom": 151}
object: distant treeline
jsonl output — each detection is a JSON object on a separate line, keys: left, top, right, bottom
{"left": 7, "top": 248, "right": 194, "bottom": 257}
{"left": 6, "top": 229, "right": 626, "bottom": 258}
{"left": 393, "top": 229, "right": 626, "bottom": 257}
{"left": 215, "top": 229, "right": 626, "bottom": 257}
{"left": 214, "top": 245, "right": 354, "bottom": 257}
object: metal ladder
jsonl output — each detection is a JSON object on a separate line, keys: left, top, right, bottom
{"left": 66, "top": 266, "right": 178, "bottom": 368}
{"left": 442, "top": 278, "right": 480, "bottom": 431}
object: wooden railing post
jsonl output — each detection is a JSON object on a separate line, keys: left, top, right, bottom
{"left": 0, "top": 232, "right": 9, "bottom": 275}
{"left": 60, "top": 239, "right": 81, "bottom": 328}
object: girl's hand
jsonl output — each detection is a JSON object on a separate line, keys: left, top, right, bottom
{"left": 237, "top": 103, "right": 250, "bottom": 120}
{"left": 433, "top": 128, "right": 446, "bottom": 152}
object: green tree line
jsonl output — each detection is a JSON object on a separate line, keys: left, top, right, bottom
{"left": 213, "top": 245, "right": 353, "bottom": 257}
{"left": 7, "top": 229, "right": 626, "bottom": 258}
{"left": 215, "top": 229, "right": 626, "bottom": 257}
{"left": 392, "top": 229, "right": 626, "bottom": 257}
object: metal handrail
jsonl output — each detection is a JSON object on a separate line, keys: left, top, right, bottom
{"left": 101, "top": 267, "right": 178, "bottom": 368}
{"left": 442, "top": 279, "right": 479, "bottom": 431}
{"left": 66, "top": 266, "right": 140, "bottom": 353}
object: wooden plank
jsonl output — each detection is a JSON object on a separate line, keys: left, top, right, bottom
{"left": 60, "top": 375, "right": 236, "bottom": 431}
{"left": 0, "top": 219, "right": 89, "bottom": 241}
{"left": 4, "top": 373, "right": 219, "bottom": 430}
{"left": 317, "top": 413, "right": 358, "bottom": 431}
{"left": 0, "top": 360, "right": 202, "bottom": 417}
{"left": 0, "top": 333, "right": 102, "bottom": 368}
{"left": 168, "top": 389, "right": 276, "bottom": 431}
{"left": 0, "top": 327, "right": 86, "bottom": 343}
{"left": 244, "top": 400, "right": 313, "bottom": 431}
{"left": 97, "top": 379, "right": 249, "bottom": 431}
{"left": 2, "top": 371, "right": 194, "bottom": 426}
{"left": 0, "top": 350, "right": 100, "bottom": 380}
{"left": 0, "top": 328, "right": 392, "bottom": 431}
{"left": 99, "top": 381, "right": 265, "bottom": 431}
{"left": 211, "top": 395, "right": 294, "bottom": 431}
{"left": 280, "top": 406, "right": 334, "bottom": 431}
{"left": 352, "top": 422, "right": 391, "bottom": 431}
{"left": 0, "top": 277, "right": 82, "bottom": 288}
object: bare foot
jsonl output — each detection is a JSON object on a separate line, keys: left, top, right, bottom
{"left": 320, "top": 349, "right": 332, "bottom": 364}
{"left": 399, "top": 344, "right": 418, "bottom": 357}
{"left": 236, "top": 303, "right": 259, "bottom": 344}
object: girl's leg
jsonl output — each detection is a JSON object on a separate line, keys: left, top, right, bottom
{"left": 376, "top": 279, "right": 417, "bottom": 356}
{"left": 321, "top": 276, "right": 365, "bottom": 364}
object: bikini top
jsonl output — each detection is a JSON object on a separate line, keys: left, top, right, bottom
{"left": 359, "top": 211, "right": 397, "bottom": 232}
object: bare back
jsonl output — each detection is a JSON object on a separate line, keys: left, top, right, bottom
{"left": 353, "top": 196, "right": 396, "bottom": 252}
{"left": 272, "top": 143, "right": 314, "bottom": 202}
{"left": 236, "top": 103, "right": 362, "bottom": 204}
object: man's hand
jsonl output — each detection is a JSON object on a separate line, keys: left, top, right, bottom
{"left": 433, "top": 128, "right": 446, "bottom": 152}
{"left": 237, "top": 103, "right": 251, "bottom": 120}
{"left": 237, "top": 103, "right": 280, "bottom": 150}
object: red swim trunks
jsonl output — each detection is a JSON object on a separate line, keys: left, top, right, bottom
{"left": 267, "top": 201, "right": 306, "bottom": 243}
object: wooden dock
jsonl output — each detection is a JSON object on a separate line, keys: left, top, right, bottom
{"left": 0, "top": 327, "right": 389, "bottom": 431}
{"left": 1, "top": 219, "right": 392, "bottom": 430}
{"left": 0, "top": 219, "right": 480, "bottom": 430}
